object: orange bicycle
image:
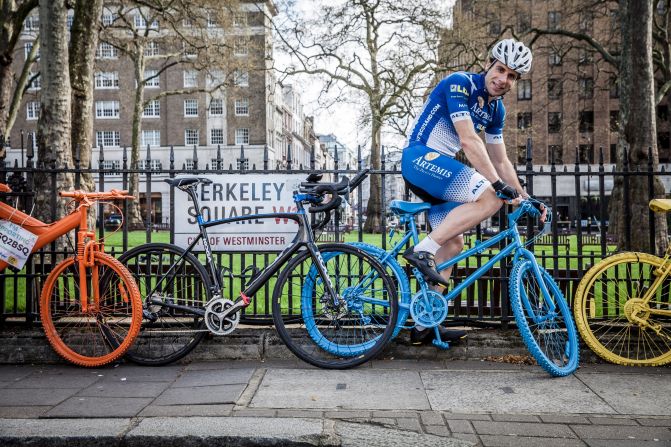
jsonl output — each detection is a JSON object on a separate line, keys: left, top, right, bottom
{"left": 0, "top": 183, "right": 142, "bottom": 367}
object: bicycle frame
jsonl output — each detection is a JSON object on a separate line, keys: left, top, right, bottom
{"left": 143, "top": 186, "right": 341, "bottom": 314}
{"left": 385, "top": 202, "right": 556, "bottom": 321}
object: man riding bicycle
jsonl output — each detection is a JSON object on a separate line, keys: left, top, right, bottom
{"left": 401, "top": 38, "right": 544, "bottom": 345}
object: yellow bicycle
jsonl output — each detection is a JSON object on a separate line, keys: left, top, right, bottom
{"left": 574, "top": 199, "right": 671, "bottom": 366}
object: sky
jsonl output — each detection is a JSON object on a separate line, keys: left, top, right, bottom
{"left": 273, "top": 1, "right": 454, "bottom": 154}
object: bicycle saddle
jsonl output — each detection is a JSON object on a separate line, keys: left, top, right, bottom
{"left": 650, "top": 198, "right": 671, "bottom": 214}
{"left": 389, "top": 200, "right": 431, "bottom": 216}
{"left": 164, "top": 177, "right": 213, "bottom": 188}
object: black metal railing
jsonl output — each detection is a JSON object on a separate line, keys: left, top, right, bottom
{"left": 1, "top": 138, "right": 669, "bottom": 326}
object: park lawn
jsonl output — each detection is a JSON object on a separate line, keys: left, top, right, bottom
{"left": 3, "top": 230, "right": 615, "bottom": 315}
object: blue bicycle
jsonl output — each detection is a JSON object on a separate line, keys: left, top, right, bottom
{"left": 314, "top": 197, "right": 579, "bottom": 377}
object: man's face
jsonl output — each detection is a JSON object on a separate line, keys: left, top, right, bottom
{"left": 484, "top": 61, "right": 520, "bottom": 97}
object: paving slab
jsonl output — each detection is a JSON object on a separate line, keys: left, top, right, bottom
{"left": 251, "top": 368, "right": 430, "bottom": 410}
{"left": 153, "top": 384, "right": 246, "bottom": 406}
{"left": 171, "top": 368, "right": 254, "bottom": 387}
{"left": 585, "top": 440, "right": 671, "bottom": 447}
{"left": 0, "top": 406, "right": 50, "bottom": 418}
{"left": 422, "top": 370, "right": 614, "bottom": 414}
{"left": 95, "top": 364, "right": 184, "bottom": 382}
{"left": 571, "top": 424, "right": 671, "bottom": 441}
{"left": 472, "top": 421, "right": 577, "bottom": 438}
{"left": 14, "top": 372, "right": 99, "bottom": 389}
{"left": 77, "top": 380, "right": 171, "bottom": 398}
{"left": 125, "top": 416, "right": 325, "bottom": 445}
{"left": 335, "top": 421, "right": 473, "bottom": 446}
{"left": 0, "top": 417, "right": 130, "bottom": 442}
{"left": 138, "top": 404, "right": 234, "bottom": 417}
{"left": 0, "top": 366, "right": 36, "bottom": 382}
{"left": 0, "top": 388, "right": 78, "bottom": 406}
{"left": 479, "top": 435, "right": 587, "bottom": 447}
{"left": 45, "top": 396, "right": 153, "bottom": 418}
{"left": 578, "top": 371, "right": 671, "bottom": 415}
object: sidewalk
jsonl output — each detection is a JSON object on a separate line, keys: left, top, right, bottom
{"left": 0, "top": 359, "right": 669, "bottom": 446}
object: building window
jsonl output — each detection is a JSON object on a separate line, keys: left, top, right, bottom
{"left": 548, "top": 112, "right": 562, "bottom": 133}
{"left": 207, "top": 10, "right": 219, "bottom": 27}
{"left": 517, "top": 80, "right": 531, "bottom": 100}
{"left": 185, "top": 129, "right": 199, "bottom": 145}
{"left": 144, "top": 41, "right": 160, "bottom": 56}
{"left": 210, "top": 128, "right": 224, "bottom": 145}
{"left": 488, "top": 19, "right": 501, "bottom": 36}
{"left": 96, "top": 42, "right": 117, "bottom": 59}
{"left": 144, "top": 69, "right": 159, "bottom": 87}
{"left": 143, "top": 100, "right": 160, "bottom": 117}
{"left": 101, "top": 13, "right": 117, "bottom": 26}
{"left": 579, "top": 111, "right": 594, "bottom": 133}
{"left": 95, "top": 100, "right": 120, "bottom": 119}
{"left": 27, "top": 73, "right": 41, "bottom": 90}
{"left": 207, "top": 69, "right": 225, "bottom": 88}
{"left": 549, "top": 145, "right": 563, "bottom": 164}
{"left": 237, "top": 158, "right": 249, "bottom": 170}
{"left": 141, "top": 130, "right": 161, "bottom": 147}
{"left": 185, "top": 159, "right": 195, "bottom": 170}
{"left": 658, "top": 105, "right": 669, "bottom": 122}
{"left": 548, "top": 11, "right": 561, "bottom": 30}
{"left": 579, "top": 144, "right": 594, "bottom": 164}
{"left": 578, "top": 48, "right": 593, "bottom": 65}
{"left": 26, "top": 101, "right": 40, "bottom": 120}
{"left": 233, "top": 13, "right": 247, "bottom": 26}
{"left": 610, "top": 144, "right": 617, "bottom": 163}
{"left": 517, "top": 112, "right": 532, "bottom": 130}
{"left": 548, "top": 50, "right": 562, "bottom": 66}
{"left": 659, "top": 133, "right": 671, "bottom": 163}
{"left": 138, "top": 159, "right": 162, "bottom": 170}
{"left": 94, "top": 71, "right": 119, "bottom": 89}
{"left": 184, "top": 99, "right": 198, "bottom": 117}
{"left": 234, "top": 38, "right": 248, "bottom": 56}
{"left": 517, "top": 14, "right": 530, "bottom": 33}
{"left": 548, "top": 78, "right": 562, "bottom": 99}
{"left": 99, "top": 160, "right": 121, "bottom": 171}
{"left": 234, "top": 70, "right": 249, "bottom": 87}
{"left": 211, "top": 158, "right": 225, "bottom": 169}
{"left": 96, "top": 131, "right": 121, "bottom": 147}
{"left": 134, "top": 14, "right": 158, "bottom": 30}
{"left": 610, "top": 111, "right": 619, "bottom": 132}
{"left": 235, "top": 128, "right": 250, "bottom": 145}
{"left": 609, "top": 76, "right": 620, "bottom": 98}
{"left": 24, "top": 15, "right": 40, "bottom": 32}
{"left": 580, "top": 11, "right": 593, "bottom": 32}
{"left": 516, "top": 145, "right": 526, "bottom": 164}
{"left": 579, "top": 77, "right": 594, "bottom": 99}
{"left": 183, "top": 70, "right": 198, "bottom": 88}
{"left": 209, "top": 98, "right": 224, "bottom": 116}
{"left": 235, "top": 98, "right": 249, "bottom": 116}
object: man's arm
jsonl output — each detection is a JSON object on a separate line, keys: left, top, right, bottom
{"left": 486, "top": 141, "right": 528, "bottom": 198}
{"left": 453, "top": 119, "right": 502, "bottom": 183}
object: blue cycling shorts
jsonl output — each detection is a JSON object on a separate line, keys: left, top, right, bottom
{"left": 401, "top": 144, "right": 490, "bottom": 229}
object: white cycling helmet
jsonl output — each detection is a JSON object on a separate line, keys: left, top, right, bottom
{"left": 491, "top": 39, "right": 533, "bottom": 75}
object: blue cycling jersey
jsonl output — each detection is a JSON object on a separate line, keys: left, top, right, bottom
{"left": 407, "top": 71, "right": 505, "bottom": 157}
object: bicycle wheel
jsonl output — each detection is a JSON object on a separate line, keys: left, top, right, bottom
{"left": 509, "top": 260, "right": 579, "bottom": 376}
{"left": 40, "top": 252, "right": 142, "bottom": 367}
{"left": 272, "top": 243, "right": 398, "bottom": 369}
{"left": 322, "top": 242, "right": 411, "bottom": 338}
{"left": 118, "top": 243, "right": 212, "bottom": 365}
{"left": 574, "top": 252, "right": 671, "bottom": 366}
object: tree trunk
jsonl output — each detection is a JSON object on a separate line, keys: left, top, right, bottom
{"left": 69, "top": 0, "right": 103, "bottom": 193}
{"left": 127, "top": 53, "right": 146, "bottom": 226}
{"left": 608, "top": 0, "right": 668, "bottom": 254}
{"left": 363, "top": 115, "right": 382, "bottom": 233}
{"left": 34, "top": 0, "right": 74, "bottom": 222}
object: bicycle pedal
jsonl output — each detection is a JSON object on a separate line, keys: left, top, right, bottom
{"left": 142, "top": 309, "right": 158, "bottom": 322}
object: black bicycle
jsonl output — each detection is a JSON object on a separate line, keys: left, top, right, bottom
{"left": 117, "top": 170, "right": 398, "bottom": 369}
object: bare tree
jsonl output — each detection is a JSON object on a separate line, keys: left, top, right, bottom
{"left": 99, "top": 0, "right": 243, "bottom": 224}
{"left": 275, "top": 0, "right": 450, "bottom": 232}
{"left": 0, "top": 0, "right": 39, "bottom": 139}
{"left": 69, "top": 0, "right": 104, "bottom": 193}
{"left": 34, "top": 0, "right": 74, "bottom": 221}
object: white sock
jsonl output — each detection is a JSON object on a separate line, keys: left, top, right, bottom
{"left": 414, "top": 235, "right": 441, "bottom": 255}
{"left": 415, "top": 325, "right": 427, "bottom": 332}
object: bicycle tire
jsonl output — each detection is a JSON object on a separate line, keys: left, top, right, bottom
{"left": 118, "top": 243, "right": 212, "bottom": 365}
{"left": 40, "top": 252, "right": 142, "bottom": 367}
{"left": 320, "top": 242, "right": 411, "bottom": 338}
{"left": 509, "top": 260, "right": 579, "bottom": 376}
{"left": 574, "top": 252, "right": 671, "bottom": 366}
{"left": 272, "top": 243, "right": 398, "bottom": 369}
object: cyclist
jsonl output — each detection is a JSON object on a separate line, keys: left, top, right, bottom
{"left": 401, "top": 38, "right": 544, "bottom": 345}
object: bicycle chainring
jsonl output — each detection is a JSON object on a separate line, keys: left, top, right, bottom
{"left": 410, "top": 290, "right": 448, "bottom": 328}
{"left": 204, "top": 298, "right": 240, "bottom": 335}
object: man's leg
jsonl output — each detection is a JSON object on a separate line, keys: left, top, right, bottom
{"left": 434, "top": 234, "right": 464, "bottom": 285}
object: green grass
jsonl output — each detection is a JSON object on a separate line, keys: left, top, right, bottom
{"left": 3, "top": 230, "right": 615, "bottom": 315}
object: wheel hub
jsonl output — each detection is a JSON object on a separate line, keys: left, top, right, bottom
{"left": 623, "top": 298, "right": 650, "bottom": 324}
